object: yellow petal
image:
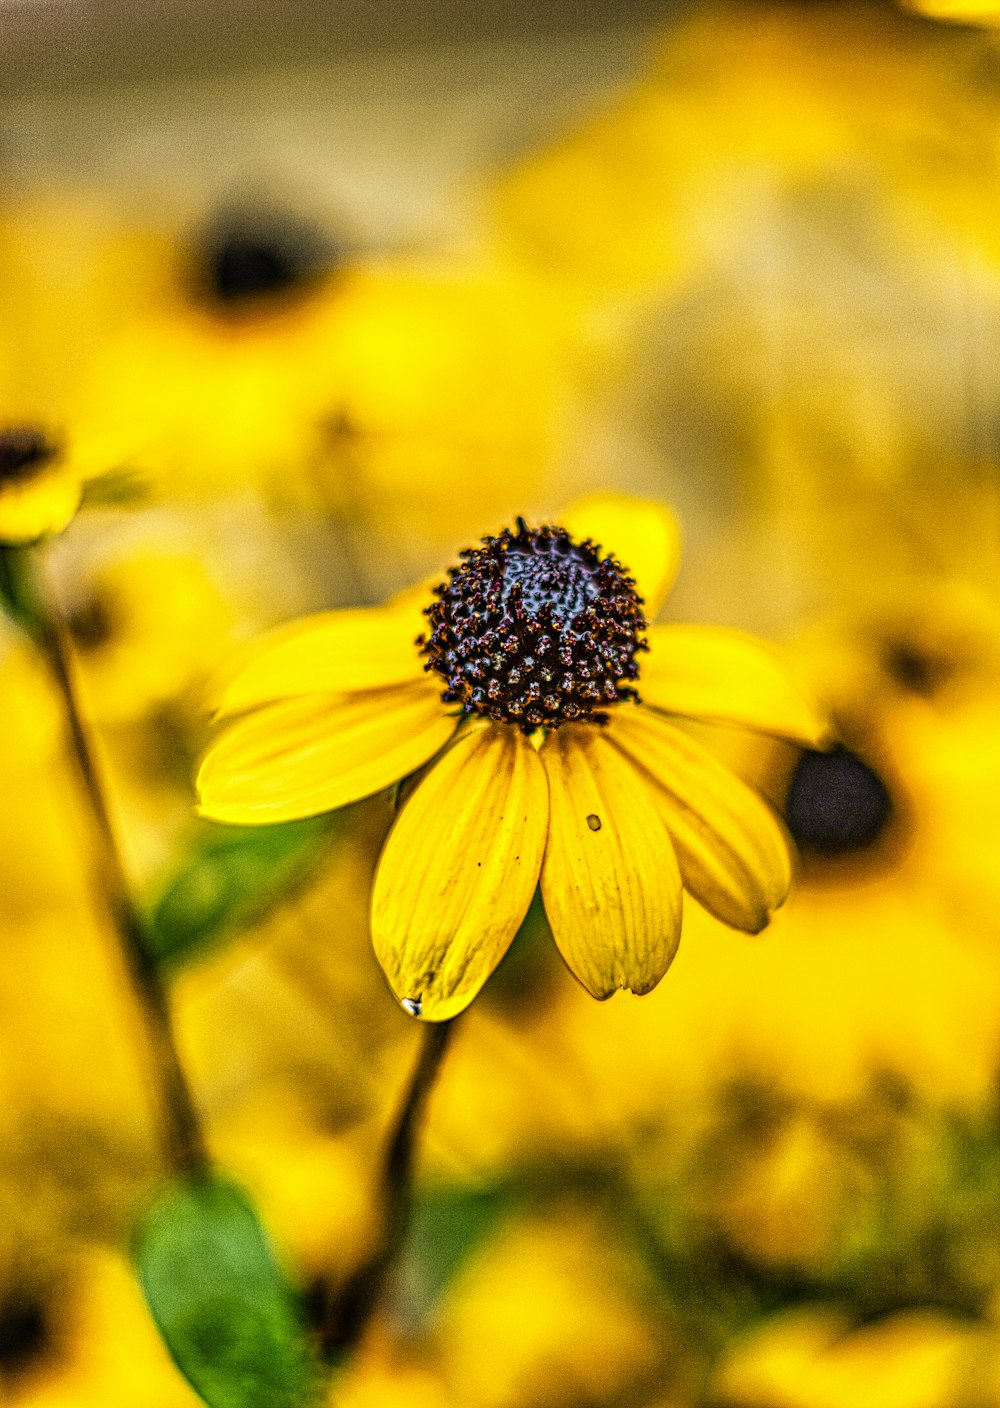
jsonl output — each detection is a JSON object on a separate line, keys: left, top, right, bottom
{"left": 558, "top": 492, "right": 682, "bottom": 617}
{"left": 642, "top": 624, "right": 829, "bottom": 745}
{"left": 213, "top": 594, "right": 429, "bottom": 719}
{"left": 0, "top": 469, "right": 82, "bottom": 544}
{"left": 607, "top": 705, "right": 791, "bottom": 933}
{"left": 539, "top": 723, "right": 682, "bottom": 999}
{"left": 197, "top": 680, "right": 456, "bottom": 824}
{"left": 371, "top": 721, "right": 548, "bottom": 1022}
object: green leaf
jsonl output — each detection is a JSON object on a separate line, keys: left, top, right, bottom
{"left": 136, "top": 1174, "right": 323, "bottom": 1408}
{"left": 145, "top": 815, "right": 338, "bottom": 972}
{"left": 79, "top": 469, "right": 153, "bottom": 507}
{"left": 0, "top": 544, "right": 43, "bottom": 638}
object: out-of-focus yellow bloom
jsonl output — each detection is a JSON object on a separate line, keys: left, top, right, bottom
{"left": 0, "top": 429, "right": 85, "bottom": 545}
{"left": 0, "top": 196, "right": 178, "bottom": 541}
{"left": 492, "top": 2, "right": 976, "bottom": 320}
{"left": 5, "top": 1247, "right": 200, "bottom": 1408}
{"left": 65, "top": 545, "right": 239, "bottom": 727}
{"left": 197, "top": 495, "right": 823, "bottom": 1022}
{"left": 714, "top": 1305, "right": 996, "bottom": 1408}
{"left": 0, "top": 634, "right": 156, "bottom": 1152}
{"left": 902, "top": 0, "right": 1000, "bottom": 22}
{"left": 73, "top": 256, "right": 571, "bottom": 550}
{"left": 288, "top": 262, "right": 574, "bottom": 546}
{"left": 0, "top": 195, "right": 173, "bottom": 426}
{"left": 431, "top": 1204, "right": 682, "bottom": 1408}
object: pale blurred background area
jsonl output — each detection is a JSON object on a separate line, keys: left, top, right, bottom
{"left": 0, "top": 0, "right": 670, "bottom": 248}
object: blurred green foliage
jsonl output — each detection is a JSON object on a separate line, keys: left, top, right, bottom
{"left": 135, "top": 1174, "right": 323, "bottom": 1408}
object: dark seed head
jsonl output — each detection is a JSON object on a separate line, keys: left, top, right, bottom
{"left": 784, "top": 745, "right": 893, "bottom": 856}
{"left": 0, "top": 429, "right": 57, "bottom": 486}
{"left": 420, "top": 518, "right": 647, "bottom": 730}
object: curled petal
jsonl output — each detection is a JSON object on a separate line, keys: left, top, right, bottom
{"left": 197, "top": 681, "right": 456, "bottom": 824}
{"left": 608, "top": 705, "right": 791, "bottom": 933}
{"left": 642, "top": 624, "right": 829, "bottom": 745}
{"left": 558, "top": 492, "right": 682, "bottom": 618}
{"left": 213, "top": 592, "right": 429, "bottom": 719}
{"left": 540, "top": 724, "right": 682, "bottom": 999}
{"left": 372, "top": 722, "right": 548, "bottom": 1022}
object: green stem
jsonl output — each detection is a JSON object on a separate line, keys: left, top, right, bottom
{"left": 5, "top": 544, "right": 209, "bottom": 1178}
{"left": 320, "top": 1018, "right": 455, "bottom": 1357}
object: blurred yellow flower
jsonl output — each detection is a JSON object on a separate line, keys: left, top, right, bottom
{"left": 902, "top": 0, "right": 1000, "bottom": 20}
{"left": 0, "top": 429, "right": 84, "bottom": 545}
{"left": 0, "top": 195, "right": 173, "bottom": 427}
{"left": 0, "top": 195, "right": 180, "bottom": 541}
{"left": 714, "top": 1305, "right": 993, "bottom": 1408}
{"left": 5, "top": 1247, "right": 200, "bottom": 1408}
{"left": 197, "top": 494, "right": 823, "bottom": 1022}
{"left": 72, "top": 255, "right": 570, "bottom": 547}
{"left": 65, "top": 546, "right": 239, "bottom": 727}
{"left": 431, "top": 1203, "right": 681, "bottom": 1408}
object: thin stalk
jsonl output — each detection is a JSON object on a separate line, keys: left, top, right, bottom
{"left": 9, "top": 545, "right": 208, "bottom": 1177}
{"left": 320, "top": 1018, "right": 455, "bottom": 1357}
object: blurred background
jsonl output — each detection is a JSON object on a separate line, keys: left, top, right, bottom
{"left": 4, "top": 0, "right": 1000, "bottom": 1403}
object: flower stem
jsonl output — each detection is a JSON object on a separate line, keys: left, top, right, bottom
{"left": 320, "top": 1018, "right": 455, "bottom": 1358}
{"left": 5, "top": 545, "right": 209, "bottom": 1178}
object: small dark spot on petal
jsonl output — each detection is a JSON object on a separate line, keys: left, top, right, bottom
{"left": 586, "top": 813, "right": 602, "bottom": 832}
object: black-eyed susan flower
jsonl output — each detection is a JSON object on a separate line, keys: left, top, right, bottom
{"left": 197, "top": 495, "right": 826, "bottom": 1022}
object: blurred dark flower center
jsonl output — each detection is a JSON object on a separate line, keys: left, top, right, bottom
{"left": 0, "top": 429, "right": 57, "bottom": 486}
{"left": 784, "top": 745, "right": 893, "bottom": 856}
{"left": 882, "top": 639, "right": 955, "bottom": 697}
{"left": 0, "top": 1298, "right": 50, "bottom": 1380}
{"left": 209, "top": 237, "right": 301, "bottom": 300}
{"left": 421, "top": 519, "right": 646, "bottom": 731}
{"left": 67, "top": 591, "right": 119, "bottom": 652}
{"left": 193, "top": 211, "right": 337, "bottom": 307}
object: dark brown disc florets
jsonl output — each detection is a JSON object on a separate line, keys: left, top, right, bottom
{"left": 420, "top": 519, "right": 647, "bottom": 730}
{"left": 0, "top": 429, "right": 57, "bottom": 486}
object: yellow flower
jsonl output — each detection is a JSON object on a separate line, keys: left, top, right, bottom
{"left": 65, "top": 544, "right": 240, "bottom": 727}
{"left": 3, "top": 1246, "right": 202, "bottom": 1408}
{"left": 72, "top": 247, "right": 569, "bottom": 545}
{"left": 714, "top": 1304, "right": 993, "bottom": 1408}
{"left": 0, "top": 428, "right": 84, "bottom": 545}
{"left": 0, "top": 194, "right": 179, "bottom": 542}
{"left": 901, "top": 0, "right": 1000, "bottom": 20}
{"left": 197, "top": 495, "right": 825, "bottom": 1022}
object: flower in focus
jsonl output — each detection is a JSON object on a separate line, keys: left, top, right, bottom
{"left": 197, "top": 494, "right": 825, "bottom": 1022}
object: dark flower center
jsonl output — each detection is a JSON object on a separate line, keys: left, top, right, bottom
{"left": 0, "top": 1297, "right": 50, "bottom": 1380}
{"left": 194, "top": 211, "right": 337, "bottom": 306}
{"left": 784, "top": 745, "right": 893, "bottom": 856}
{"left": 66, "top": 590, "right": 119, "bottom": 652}
{"left": 420, "top": 519, "right": 647, "bottom": 730}
{"left": 0, "top": 429, "right": 57, "bottom": 485}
